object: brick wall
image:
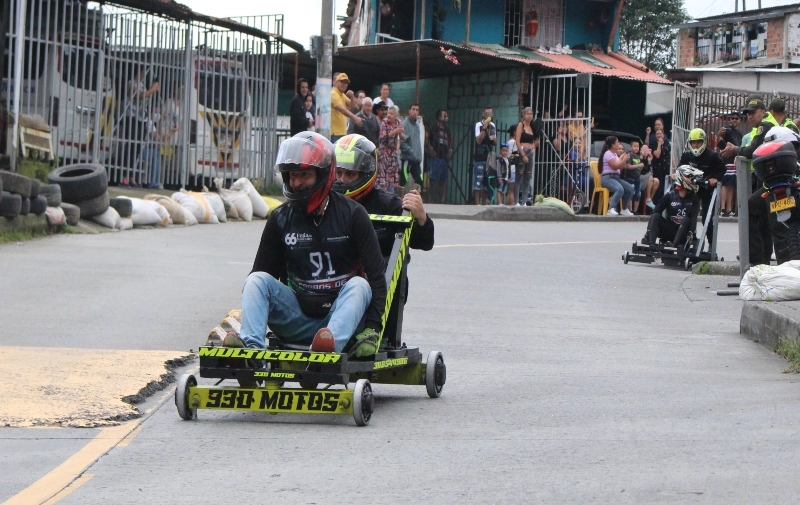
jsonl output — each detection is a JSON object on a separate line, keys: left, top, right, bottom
{"left": 677, "top": 28, "right": 695, "bottom": 69}
{"left": 766, "top": 17, "right": 785, "bottom": 58}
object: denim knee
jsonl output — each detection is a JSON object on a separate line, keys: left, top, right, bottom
{"left": 341, "top": 276, "right": 371, "bottom": 303}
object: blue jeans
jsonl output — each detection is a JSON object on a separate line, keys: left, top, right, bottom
{"left": 142, "top": 146, "right": 160, "bottom": 188}
{"left": 239, "top": 272, "right": 371, "bottom": 352}
{"left": 601, "top": 174, "right": 634, "bottom": 209}
{"left": 625, "top": 176, "right": 642, "bottom": 201}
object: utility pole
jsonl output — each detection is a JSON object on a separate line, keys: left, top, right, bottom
{"left": 313, "top": 0, "right": 334, "bottom": 139}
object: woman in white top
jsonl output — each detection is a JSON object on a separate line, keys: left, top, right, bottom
{"left": 373, "top": 83, "right": 394, "bottom": 107}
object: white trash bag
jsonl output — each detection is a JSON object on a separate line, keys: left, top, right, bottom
{"left": 739, "top": 261, "right": 800, "bottom": 301}
{"left": 91, "top": 206, "right": 121, "bottom": 229}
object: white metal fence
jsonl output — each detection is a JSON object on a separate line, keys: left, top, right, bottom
{"left": 3, "top": 0, "right": 284, "bottom": 188}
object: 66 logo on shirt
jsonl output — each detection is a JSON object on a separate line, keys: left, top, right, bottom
{"left": 284, "top": 233, "right": 312, "bottom": 245}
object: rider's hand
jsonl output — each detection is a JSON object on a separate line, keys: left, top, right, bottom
{"left": 708, "top": 178, "right": 718, "bottom": 187}
{"left": 403, "top": 190, "right": 427, "bottom": 226}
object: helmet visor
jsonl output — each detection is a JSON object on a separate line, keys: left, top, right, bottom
{"left": 335, "top": 141, "right": 375, "bottom": 173}
{"left": 276, "top": 136, "right": 333, "bottom": 171}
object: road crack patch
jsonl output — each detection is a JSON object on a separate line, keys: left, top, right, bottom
{"left": 0, "top": 347, "right": 196, "bottom": 428}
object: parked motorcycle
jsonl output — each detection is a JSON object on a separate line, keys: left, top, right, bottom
{"left": 752, "top": 126, "right": 800, "bottom": 259}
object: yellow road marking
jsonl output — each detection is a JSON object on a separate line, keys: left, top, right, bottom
{"left": 40, "top": 475, "right": 93, "bottom": 505}
{"left": 3, "top": 366, "right": 197, "bottom": 505}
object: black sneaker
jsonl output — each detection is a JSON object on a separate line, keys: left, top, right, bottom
{"left": 640, "top": 235, "right": 650, "bottom": 245}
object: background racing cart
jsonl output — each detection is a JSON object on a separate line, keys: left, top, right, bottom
{"left": 175, "top": 212, "right": 445, "bottom": 426}
{"left": 622, "top": 180, "right": 723, "bottom": 270}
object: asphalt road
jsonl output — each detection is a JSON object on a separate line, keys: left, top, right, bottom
{"left": 2, "top": 218, "right": 800, "bottom": 504}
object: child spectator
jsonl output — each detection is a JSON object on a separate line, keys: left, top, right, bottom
{"left": 639, "top": 144, "right": 658, "bottom": 210}
{"left": 625, "top": 140, "right": 645, "bottom": 214}
{"left": 496, "top": 143, "right": 510, "bottom": 205}
{"left": 506, "top": 126, "right": 519, "bottom": 206}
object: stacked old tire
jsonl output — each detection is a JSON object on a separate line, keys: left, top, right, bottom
{"left": 0, "top": 170, "right": 47, "bottom": 219}
{"left": 48, "top": 164, "right": 109, "bottom": 226}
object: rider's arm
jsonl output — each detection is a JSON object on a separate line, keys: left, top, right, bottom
{"left": 250, "top": 209, "right": 286, "bottom": 280}
{"left": 652, "top": 192, "right": 671, "bottom": 214}
{"left": 709, "top": 153, "right": 726, "bottom": 181}
{"left": 352, "top": 205, "right": 388, "bottom": 333}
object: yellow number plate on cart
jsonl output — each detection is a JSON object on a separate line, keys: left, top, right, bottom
{"left": 770, "top": 196, "right": 796, "bottom": 213}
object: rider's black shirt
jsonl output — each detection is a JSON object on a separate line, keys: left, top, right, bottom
{"left": 358, "top": 189, "right": 435, "bottom": 259}
{"left": 653, "top": 189, "right": 700, "bottom": 242}
{"left": 251, "top": 191, "right": 386, "bottom": 330}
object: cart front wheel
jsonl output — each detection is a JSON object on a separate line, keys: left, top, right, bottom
{"left": 175, "top": 374, "right": 197, "bottom": 420}
{"left": 352, "top": 379, "right": 373, "bottom": 427}
{"left": 426, "top": 351, "right": 446, "bottom": 398}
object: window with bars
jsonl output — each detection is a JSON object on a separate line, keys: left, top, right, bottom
{"left": 504, "top": 0, "right": 524, "bottom": 47}
{"left": 520, "top": 0, "right": 563, "bottom": 50}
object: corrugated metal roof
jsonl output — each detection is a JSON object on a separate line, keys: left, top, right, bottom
{"left": 462, "top": 43, "right": 671, "bottom": 84}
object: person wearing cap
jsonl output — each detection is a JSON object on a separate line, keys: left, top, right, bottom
{"left": 374, "top": 101, "right": 388, "bottom": 122}
{"left": 331, "top": 72, "right": 362, "bottom": 143}
{"left": 721, "top": 96, "right": 800, "bottom": 265}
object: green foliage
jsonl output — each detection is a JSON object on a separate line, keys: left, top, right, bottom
{"left": 776, "top": 336, "right": 800, "bottom": 374}
{"left": 0, "top": 228, "right": 50, "bottom": 245}
{"left": 694, "top": 261, "right": 710, "bottom": 275}
{"left": 619, "top": 0, "right": 690, "bottom": 77}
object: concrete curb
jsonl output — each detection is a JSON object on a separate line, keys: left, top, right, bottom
{"left": 692, "top": 261, "right": 741, "bottom": 276}
{"left": 426, "top": 204, "right": 741, "bottom": 223}
{"left": 740, "top": 301, "right": 800, "bottom": 353}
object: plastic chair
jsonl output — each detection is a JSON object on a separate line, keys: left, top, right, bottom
{"left": 589, "top": 161, "right": 609, "bottom": 215}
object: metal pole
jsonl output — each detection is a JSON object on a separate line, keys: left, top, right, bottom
{"left": 316, "top": 0, "right": 333, "bottom": 139}
{"left": 465, "top": 0, "right": 471, "bottom": 45}
{"left": 92, "top": 5, "right": 106, "bottom": 164}
{"left": 736, "top": 156, "right": 750, "bottom": 277}
{"left": 181, "top": 26, "right": 193, "bottom": 188}
{"left": 415, "top": 43, "right": 420, "bottom": 104}
{"left": 420, "top": 0, "right": 426, "bottom": 39}
{"left": 10, "top": 0, "right": 27, "bottom": 172}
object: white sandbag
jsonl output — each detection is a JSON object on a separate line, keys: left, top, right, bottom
{"left": 219, "top": 188, "right": 253, "bottom": 222}
{"left": 45, "top": 206, "right": 66, "bottom": 226}
{"left": 171, "top": 191, "right": 219, "bottom": 224}
{"left": 118, "top": 196, "right": 169, "bottom": 227}
{"left": 231, "top": 177, "right": 268, "bottom": 218}
{"left": 203, "top": 192, "right": 227, "bottom": 223}
{"left": 118, "top": 217, "right": 133, "bottom": 230}
{"left": 182, "top": 205, "right": 198, "bottom": 226}
{"left": 91, "top": 206, "right": 121, "bottom": 229}
{"left": 739, "top": 262, "right": 800, "bottom": 301}
{"left": 145, "top": 194, "right": 186, "bottom": 225}
{"left": 224, "top": 197, "right": 240, "bottom": 220}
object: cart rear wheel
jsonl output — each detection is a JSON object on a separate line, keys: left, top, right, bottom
{"left": 684, "top": 258, "right": 692, "bottom": 271}
{"left": 352, "top": 379, "right": 373, "bottom": 427}
{"left": 425, "top": 351, "right": 446, "bottom": 398}
{"left": 175, "top": 374, "right": 197, "bottom": 420}
{"left": 623, "top": 251, "right": 629, "bottom": 264}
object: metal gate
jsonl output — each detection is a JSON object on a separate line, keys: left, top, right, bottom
{"left": 532, "top": 73, "right": 591, "bottom": 208}
{"left": 671, "top": 83, "right": 800, "bottom": 171}
{"left": 3, "top": 0, "right": 284, "bottom": 188}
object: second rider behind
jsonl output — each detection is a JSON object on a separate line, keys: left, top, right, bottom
{"left": 332, "top": 134, "right": 434, "bottom": 258}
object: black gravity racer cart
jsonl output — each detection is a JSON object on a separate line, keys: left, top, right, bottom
{"left": 623, "top": 182, "right": 723, "bottom": 270}
{"left": 175, "top": 213, "right": 445, "bottom": 426}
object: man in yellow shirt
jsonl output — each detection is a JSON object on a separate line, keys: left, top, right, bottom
{"left": 331, "top": 73, "right": 362, "bottom": 142}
